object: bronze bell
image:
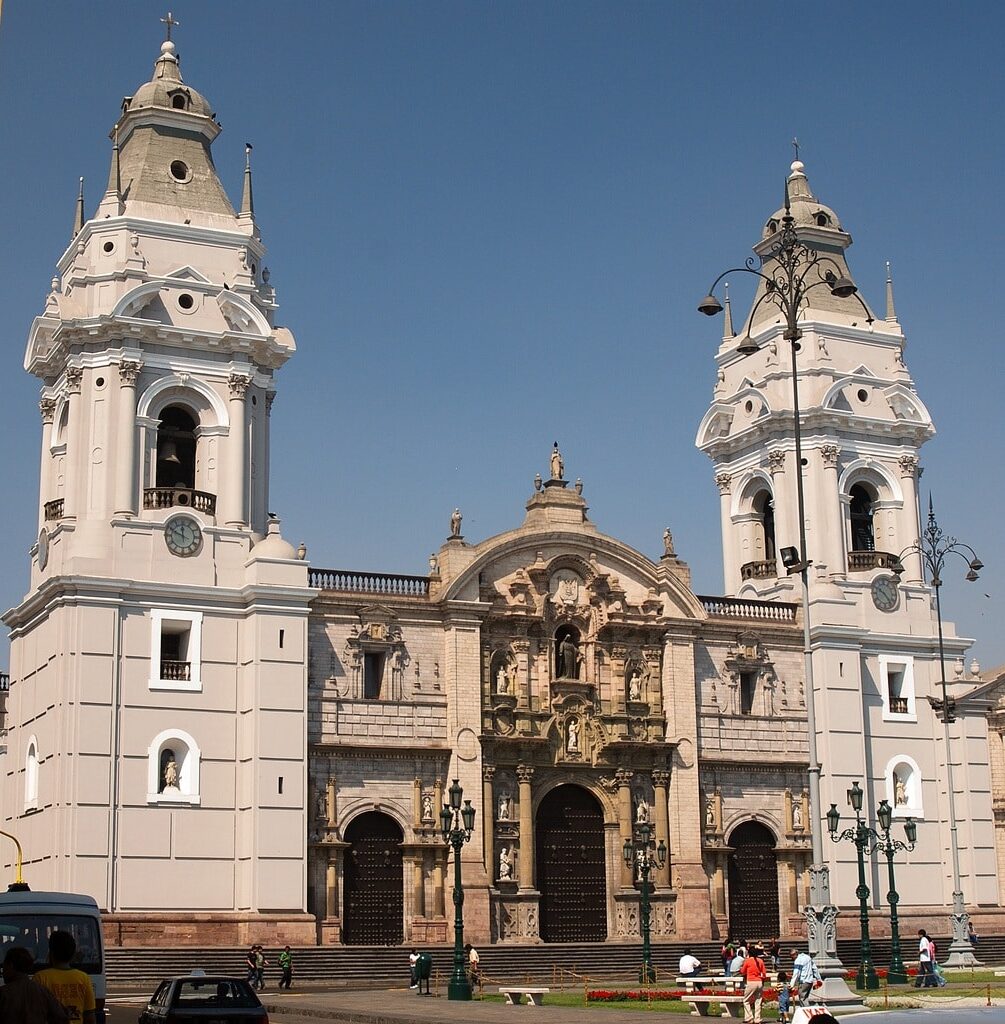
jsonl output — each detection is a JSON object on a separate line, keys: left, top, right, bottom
{"left": 158, "top": 439, "right": 181, "bottom": 465}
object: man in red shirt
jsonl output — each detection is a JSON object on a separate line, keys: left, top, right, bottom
{"left": 738, "top": 944, "right": 767, "bottom": 1024}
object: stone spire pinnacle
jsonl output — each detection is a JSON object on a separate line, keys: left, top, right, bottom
{"left": 98, "top": 127, "right": 123, "bottom": 216}
{"left": 72, "top": 177, "right": 85, "bottom": 239}
{"left": 885, "top": 261, "right": 899, "bottom": 323}
{"left": 240, "top": 143, "right": 255, "bottom": 218}
{"left": 722, "top": 282, "right": 734, "bottom": 340}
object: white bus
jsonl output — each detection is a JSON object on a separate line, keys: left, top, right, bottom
{"left": 0, "top": 889, "right": 106, "bottom": 1022}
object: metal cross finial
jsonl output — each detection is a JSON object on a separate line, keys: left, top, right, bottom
{"left": 161, "top": 11, "right": 180, "bottom": 41}
{"left": 792, "top": 137, "right": 800, "bottom": 161}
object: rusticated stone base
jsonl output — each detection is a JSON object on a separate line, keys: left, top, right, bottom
{"left": 103, "top": 913, "right": 318, "bottom": 948}
{"left": 319, "top": 919, "right": 342, "bottom": 944}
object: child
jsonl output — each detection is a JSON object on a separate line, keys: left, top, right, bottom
{"left": 777, "top": 970, "right": 791, "bottom": 1023}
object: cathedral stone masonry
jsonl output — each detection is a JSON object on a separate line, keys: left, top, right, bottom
{"left": 2, "top": 21, "right": 1003, "bottom": 951}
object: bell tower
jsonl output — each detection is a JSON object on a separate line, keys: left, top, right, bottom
{"left": 4, "top": 23, "right": 316, "bottom": 943}
{"left": 696, "top": 160, "right": 999, "bottom": 925}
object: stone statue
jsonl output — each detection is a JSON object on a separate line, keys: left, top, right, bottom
{"left": 162, "top": 755, "right": 179, "bottom": 790}
{"left": 705, "top": 797, "right": 716, "bottom": 830}
{"left": 550, "top": 442, "right": 564, "bottom": 480}
{"left": 450, "top": 508, "right": 462, "bottom": 538}
{"left": 662, "top": 528, "right": 675, "bottom": 558}
{"left": 422, "top": 793, "right": 433, "bottom": 820}
{"left": 316, "top": 788, "right": 329, "bottom": 825}
{"left": 558, "top": 634, "right": 579, "bottom": 679}
{"left": 628, "top": 667, "right": 642, "bottom": 702}
{"left": 428, "top": 552, "right": 439, "bottom": 574}
{"left": 894, "top": 771, "right": 908, "bottom": 807}
{"left": 566, "top": 718, "right": 580, "bottom": 753}
{"left": 496, "top": 665, "right": 511, "bottom": 694}
{"left": 792, "top": 799, "right": 804, "bottom": 831}
{"left": 635, "top": 794, "right": 650, "bottom": 824}
{"left": 499, "top": 846, "right": 513, "bottom": 881}
{"left": 498, "top": 791, "right": 511, "bottom": 821}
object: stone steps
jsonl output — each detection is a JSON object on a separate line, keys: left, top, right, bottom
{"left": 106, "top": 935, "right": 1002, "bottom": 986}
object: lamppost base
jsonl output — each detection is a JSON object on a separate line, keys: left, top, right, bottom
{"left": 945, "top": 897, "right": 982, "bottom": 967}
{"left": 944, "top": 943, "right": 982, "bottom": 969}
{"left": 448, "top": 974, "right": 473, "bottom": 1001}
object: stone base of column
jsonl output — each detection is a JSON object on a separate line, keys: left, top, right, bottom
{"left": 490, "top": 888, "right": 540, "bottom": 943}
{"left": 803, "top": 902, "right": 867, "bottom": 1011}
{"left": 945, "top": 897, "right": 982, "bottom": 967}
{"left": 410, "top": 917, "right": 449, "bottom": 943}
{"left": 319, "top": 919, "right": 342, "bottom": 944}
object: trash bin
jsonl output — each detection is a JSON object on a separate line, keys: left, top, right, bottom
{"left": 416, "top": 952, "right": 432, "bottom": 995}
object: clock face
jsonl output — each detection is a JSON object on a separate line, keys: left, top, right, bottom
{"left": 871, "top": 575, "right": 899, "bottom": 612}
{"left": 37, "top": 529, "right": 49, "bottom": 571}
{"left": 164, "top": 515, "right": 202, "bottom": 557}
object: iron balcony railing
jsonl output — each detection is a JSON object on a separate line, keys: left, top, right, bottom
{"left": 43, "top": 498, "right": 64, "bottom": 521}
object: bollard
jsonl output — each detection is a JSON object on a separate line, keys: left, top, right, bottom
{"left": 988, "top": 982, "right": 992, "bottom": 1007}
{"left": 883, "top": 976, "right": 888, "bottom": 1009}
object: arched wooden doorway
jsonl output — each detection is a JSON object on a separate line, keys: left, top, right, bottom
{"left": 727, "top": 821, "right": 779, "bottom": 940}
{"left": 536, "top": 785, "right": 607, "bottom": 942}
{"left": 342, "top": 812, "right": 404, "bottom": 945}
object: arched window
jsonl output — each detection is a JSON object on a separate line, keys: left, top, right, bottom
{"left": 147, "top": 729, "right": 201, "bottom": 805}
{"left": 754, "top": 490, "right": 776, "bottom": 562}
{"left": 155, "top": 406, "right": 197, "bottom": 489}
{"left": 24, "top": 737, "right": 39, "bottom": 811}
{"left": 849, "top": 483, "right": 876, "bottom": 552}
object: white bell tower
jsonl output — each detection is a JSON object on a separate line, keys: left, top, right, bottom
{"left": 696, "top": 161, "right": 998, "bottom": 929}
{"left": 3, "top": 26, "right": 316, "bottom": 943}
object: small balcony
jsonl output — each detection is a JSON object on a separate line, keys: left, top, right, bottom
{"left": 741, "top": 559, "right": 777, "bottom": 581}
{"left": 848, "top": 550, "right": 900, "bottom": 573}
{"left": 889, "top": 695, "right": 909, "bottom": 715}
{"left": 143, "top": 487, "right": 216, "bottom": 516}
{"left": 160, "top": 660, "right": 192, "bottom": 682}
{"left": 43, "top": 498, "right": 64, "bottom": 521}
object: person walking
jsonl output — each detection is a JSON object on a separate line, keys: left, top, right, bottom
{"left": 245, "top": 946, "right": 257, "bottom": 987}
{"left": 739, "top": 944, "right": 767, "bottom": 1024}
{"left": 254, "top": 945, "right": 268, "bottom": 991}
{"left": 915, "top": 929, "right": 937, "bottom": 988}
{"left": 409, "top": 948, "right": 420, "bottom": 989}
{"left": 0, "top": 947, "right": 68, "bottom": 1024}
{"left": 776, "top": 971, "right": 791, "bottom": 1024}
{"left": 464, "top": 943, "right": 480, "bottom": 992}
{"left": 278, "top": 946, "right": 293, "bottom": 990}
{"left": 789, "top": 947, "right": 819, "bottom": 1005}
{"left": 34, "top": 931, "right": 97, "bottom": 1024}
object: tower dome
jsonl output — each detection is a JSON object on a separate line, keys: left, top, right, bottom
{"left": 124, "top": 39, "right": 215, "bottom": 119}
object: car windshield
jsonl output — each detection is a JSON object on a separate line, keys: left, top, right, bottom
{"left": 175, "top": 979, "right": 260, "bottom": 1008}
{"left": 0, "top": 914, "right": 102, "bottom": 974}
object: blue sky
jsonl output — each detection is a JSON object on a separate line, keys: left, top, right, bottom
{"left": 1, "top": 2, "right": 1002, "bottom": 668}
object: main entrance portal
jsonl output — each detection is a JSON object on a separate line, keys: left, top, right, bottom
{"left": 727, "top": 821, "right": 779, "bottom": 940}
{"left": 536, "top": 785, "right": 607, "bottom": 942}
{"left": 343, "top": 812, "right": 404, "bottom": 945}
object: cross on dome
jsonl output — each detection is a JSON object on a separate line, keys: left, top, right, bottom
{"left": 161, "top": 11, "right": 180, "bottom": 41}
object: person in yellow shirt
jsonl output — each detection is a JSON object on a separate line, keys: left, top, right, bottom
{"left": 33, "top": 931, "right": 96, "bottom": 1024}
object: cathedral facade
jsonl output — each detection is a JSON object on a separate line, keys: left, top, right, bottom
{"left": 3, "top": 31, "right": 1001, "bottom": 947}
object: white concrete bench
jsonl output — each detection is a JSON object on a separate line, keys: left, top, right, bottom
{"left": 676, "top": 976, "right": 744, "bottom": 993}
{"left": 685, "top": 993, "right": 745, "bottom": 1018}
{"left": 499, "top": 986, "right": 550, "bottom": 1006}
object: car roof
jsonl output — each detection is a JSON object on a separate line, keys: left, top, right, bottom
{"left": 0, "top": 892, "right": 100, "bottom": 910}
{"left": 167, "top": 976, "right": 250, "bottom": 984}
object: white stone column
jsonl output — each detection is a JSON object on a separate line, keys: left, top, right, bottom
{"left": 898, "top": 455, "right": 924, "bottom": 583}
{"left": 482, "top": 765, "right": 495, "bottom": 877}
{"left": 114, "top": 360, "right": 142, "bottom": 517}
{"left": 224, "top": 373, "right": 251, "bottom": 527}
{"left": 716, "top": 472, "right": 735, "bottom": 593}
{"left": 38, "top": 398, "right": 56, "bottom": 530}
{"left": 767, "top": 448, "right": 788, "bottom": 568}
{"left": 62, "top": 366, "right": 84, "bottom": 520}
{"left": 616, "top": 768, "right": 634, "bottom": 887}
{"left": 820, "top": 444, "right": 845, "bottom": 577}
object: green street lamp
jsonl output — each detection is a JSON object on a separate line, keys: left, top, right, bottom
{"left": 623, "top": 821, "right": 667, "bottom": 983}
{"left": 440, "top": 778, "right": 476, "bottom": 1000}
{"left": 892, "top": 497, "right": 984, "bottom": 967}
{"left": 875, "top": 798, "right": 917, "bottom": 984}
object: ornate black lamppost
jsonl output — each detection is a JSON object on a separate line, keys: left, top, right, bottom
{"left": 440, "top": 778, "right": 476, "bottom": 1000}
{"left": 623, "top": 821, "right": 667, "bottom": 983}
{"left": 827, "top": 782, "right": 896, "bottom": 991}
{"left": 875, "top": 798, "right": 917, "bottom": 984}
{"left": 698, "top": 169, "right": 871, "bottom": 1002}
{"left": 893, "top": 497, "right": 983, "bottom": 967}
